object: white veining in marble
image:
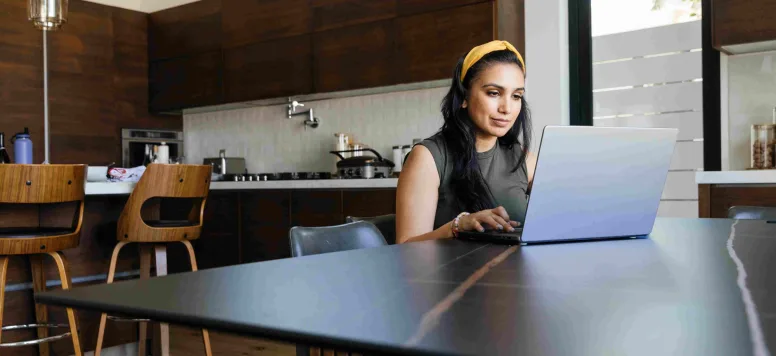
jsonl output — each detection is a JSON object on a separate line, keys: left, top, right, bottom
{"left": 183, "top": 87, "right": 447, "bottom": 173}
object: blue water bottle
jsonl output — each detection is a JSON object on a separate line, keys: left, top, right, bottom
{"left": 11, "top": 127, "right": 33, "bottom": 164}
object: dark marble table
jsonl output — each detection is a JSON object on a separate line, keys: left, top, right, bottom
{"left": 37, "top": 218, "right": 776, "bottom": 355}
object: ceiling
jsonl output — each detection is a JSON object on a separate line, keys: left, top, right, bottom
{"left": 83, "top": 0, "right": 200, "bottom": 13}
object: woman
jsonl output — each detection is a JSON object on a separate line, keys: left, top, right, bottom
{"left": 396, "top": 40, "right": 537, "bottom": 244}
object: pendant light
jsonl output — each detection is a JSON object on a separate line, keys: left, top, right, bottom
{"left": 28, "top": 0, "right": 68, "bottom": 164}
{"left": 28, "top": 0, "right": 68, "bottom": 31}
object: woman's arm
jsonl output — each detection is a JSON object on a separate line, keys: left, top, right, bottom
{"left": 395, "top": 145, "right": 454, "bottom": 244}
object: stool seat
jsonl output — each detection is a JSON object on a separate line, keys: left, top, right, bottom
{"left": 145, "top": 220, "right": 198, "bottom": 228}
{"left": 0, "top": 227, "right": 76, "bottom": 238}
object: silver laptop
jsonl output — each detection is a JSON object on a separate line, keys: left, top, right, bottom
{"left": 457, "top": 125, "right": 678, "bottom": 245}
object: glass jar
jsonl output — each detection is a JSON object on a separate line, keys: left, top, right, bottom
{"left": 750, "top": 124, "right": 776, "bottom": 169}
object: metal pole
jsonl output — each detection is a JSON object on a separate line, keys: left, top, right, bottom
{"left": 43, "top": 29, "right": 50, "bottom": 164}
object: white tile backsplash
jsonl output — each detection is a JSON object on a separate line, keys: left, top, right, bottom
{"left": 183, "top": 87, "right": 447, "bottom": 173}
{"left": 727, "top": 50, "right": 776, "bottom": 170}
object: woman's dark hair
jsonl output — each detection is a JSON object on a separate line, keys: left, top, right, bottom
{"left": 440, "top": 49, "right": 532, "bottom": 213}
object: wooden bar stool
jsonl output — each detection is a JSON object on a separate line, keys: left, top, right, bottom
{"left": 94, "top": 164, "right": 213, "bottom": 356}
{"left": 0, "top": 164, "right": 86, "bottom": 356}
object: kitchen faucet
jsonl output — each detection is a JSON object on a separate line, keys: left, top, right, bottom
{"left": 287, "top": 99, "right": 320, "bottom": 129}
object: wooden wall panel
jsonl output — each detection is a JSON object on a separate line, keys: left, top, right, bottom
{"left": 0, "top": 0, "right": 44, "bottom": 165}
{"left": 0, "top": 0, "right": 181, "bottom": 166}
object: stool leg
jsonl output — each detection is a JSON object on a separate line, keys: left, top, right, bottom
{"left": 153, "top": 245, "right": 169, "bottom": 356}
{"left": 0, "top": 257, "right": 9, "bottom": 344}
{"left": 29, "top": 255, "right": 49, "bottom": 356}
{"left": 181, "top": 241, "right": 213, "bottom": 356}
{"left": 138, "top": 244, "right": 152, "bottom": 356}
{"left": 47, "top": 252, "right": 82, "bottom": 356}
{"left": 96, "top": 241, "right": 129, "bottom": 356}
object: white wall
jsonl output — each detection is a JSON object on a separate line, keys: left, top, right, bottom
{"left": 525, "top": 0, "right": 570, "bottom": 149}
{"left": 725, "top": 50, "right": 776, "bottom": 171}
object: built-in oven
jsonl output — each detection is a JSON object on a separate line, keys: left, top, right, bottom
{"left": 121, "top": 128, "right": 184, "bottom": 167}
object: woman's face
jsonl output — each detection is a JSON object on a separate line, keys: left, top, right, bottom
{"left": 463, "top": 62, "right": 525, "bottom": 138}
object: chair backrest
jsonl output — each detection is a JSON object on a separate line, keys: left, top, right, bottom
{"left": 289, "top": 221, "right": 387, "bottom": 257}
{"left": 0, "top": 165, "right": 86, "bottom": 251}
{"left": 345, "top": 214, "right": 396, "bottom": 245}
{"left": 117, "top": 164, "right": 212, "bottom": 242}
{"left": 0, "top": 164, "right": 85, "bottom": 204}
{"left": 727, "top": 206, "right": 776, "bottom": 220}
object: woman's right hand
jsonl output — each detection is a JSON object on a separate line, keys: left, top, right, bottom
{"left": 458, "top": 206, "right": 520, "bottom": 233}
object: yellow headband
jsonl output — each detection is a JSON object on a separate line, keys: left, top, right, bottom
{"left": 460, "top": 40, "right": 525, "bottom": 82}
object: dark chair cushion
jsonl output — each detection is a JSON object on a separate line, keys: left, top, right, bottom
{"left": 727, "top": 206, "right": 776, "bottom": 220}
{"left": 144, "top": 220, "right": 198, "bottom": 228}
{"left": 289, "top": 221, "right": 387, "bottom": 258}
{"left": 346, "top": 214, "right": 396, "bottom": 245}
{"left": 0, "top": 227, "right": 76, "bottom": 238}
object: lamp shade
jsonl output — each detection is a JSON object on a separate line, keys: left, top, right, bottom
{"left": 28, "top": 0, "right": 68, "bottom": 31}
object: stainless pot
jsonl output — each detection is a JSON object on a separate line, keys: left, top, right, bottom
{"left": 330, "top": 148, "right": 395, "bottom": 179}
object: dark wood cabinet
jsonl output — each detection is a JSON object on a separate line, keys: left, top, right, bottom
{"left": 194, "top": 191, "right": 240, "bottom": 270}
{"left": 222, "top": 0, "right": 312, "bottom": 49}
{"left": 224, "top": 35, "right": 313, "bottom": 103}
{"left": 147, "top": 0, "right": 523, "bottom": 112}
{"left": 396, "top": 1, "right": 494, "bottom": 84}
{"left": 397, "top": 0, "right": 487, "bottom": 16}
{"left": 148, "top": 0, "right": 221, "bottom": 61}
{"left": 241, "top": 190, "right": 291, "bottom": 263}
{"left": 193, "top": 188, "right": 398, "bottom": 263}
{"left": 313, "top": 20, "right": 398, "bottom": 92}
{"left": 291, "top": 190, "right": 344, "bottom": 227}
{"left": 342, "top": 189, "right": 396, "bottom": 218}
{"left": 149, "top": 50, "right": 223, "bottom": 112}
{"left": 699, "top": 184, "right": 776, "bottom": 218}
{"left": 311, "top": 0, "right": 397, "bottom": 32}
{"left": 713, "top": 0, "right": 776, "bottom": 54}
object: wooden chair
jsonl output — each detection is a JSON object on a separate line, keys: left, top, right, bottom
{"left": 94, "top": 164, "right": 213, "bottom": 356}
{"left": 0, "top": 164, "right": 86, "bottom": 356}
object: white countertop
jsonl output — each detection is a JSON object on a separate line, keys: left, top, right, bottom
{"left": 696, "top": 170, "right": 776, "bottom": 184}
{"left": 85, "top": 182, "right": 137, "bottom": 195}
{"left": 85, "top": 179, "right": 399, "bottom": 195}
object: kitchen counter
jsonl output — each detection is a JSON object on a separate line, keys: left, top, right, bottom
{"left": 695, "top": 170, "right": 776, "bottom": 185}
{"left": 85, "top": 178, "right": 400, "bottom": 195}
{"left": 697, "top": 170, "right": 776, "bottom": 218}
